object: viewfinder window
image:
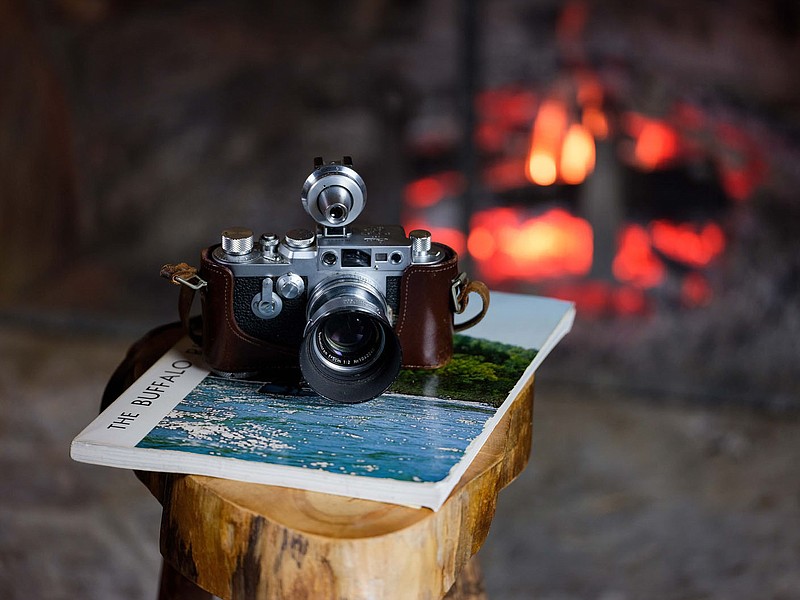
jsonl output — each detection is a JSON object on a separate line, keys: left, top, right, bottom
{"left": 341, "top": 249, "right": 372, "bottom": 267}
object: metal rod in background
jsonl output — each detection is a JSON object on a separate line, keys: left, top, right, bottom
{"left": 459, "top": 0, "right": 480, "bottom": 274}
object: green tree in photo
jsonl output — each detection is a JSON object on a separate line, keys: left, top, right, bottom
{"left": 390, "top": 335, "right": 537, "bottom": 407}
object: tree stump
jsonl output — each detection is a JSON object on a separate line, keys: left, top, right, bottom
{"left": 104, "top": 324, "right": 534, "bottom": 600}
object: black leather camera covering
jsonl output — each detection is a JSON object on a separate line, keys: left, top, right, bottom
{"left": 231, "top": 277, "right": 306, "bottom": 348}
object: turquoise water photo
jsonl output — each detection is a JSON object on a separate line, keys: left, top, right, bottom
{"left": 137, "top": 376, "right": 496, "bottom": 483}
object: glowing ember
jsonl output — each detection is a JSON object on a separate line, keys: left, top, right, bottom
{"left": 404, "top": 171, "right": 465, "bottom": 208}
{"left": 681, "top": 272, "right": 713, "bottom": 307}
{"left": 544, "top": 281, "right": 649, "bottom": 317}
{"left": 469, "top": 208, "right": 593, "bottom": 283}
{"left": 612, "top": 220, "right": 726, "bottom": 292}
{"left": 582, "top": 105, "right": 609, "bottom": 140}
{"left": 483, "top": 158, "right": 529, "bottom": 192}
{"left": 650, "top": 221, "right": 726, "bottom": 267}
{"left": 477, "top": 89, "right": 538, "bottom": 128}
{"left": 612, "top": 225, "right": 665, "bottom": 288}
{"left": 466, "top": 226, "right": 496, "bottom": 261}
{"left": 624, "top": 114, "right": 681, "bottom": 171}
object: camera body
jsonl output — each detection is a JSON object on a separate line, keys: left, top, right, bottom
{"left": 196, "top": 157, "right": 465, "bottom": 403}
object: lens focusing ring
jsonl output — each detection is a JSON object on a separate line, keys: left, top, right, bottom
{"left": 305, "top": 276, "right": 389, "bottom": 328}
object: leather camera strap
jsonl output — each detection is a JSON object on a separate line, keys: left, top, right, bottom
{"left": 453, "top": 278, "right": 490, "bottom": 333}
{"left": 161, "top": 263, "right": 204, "bottom": 345}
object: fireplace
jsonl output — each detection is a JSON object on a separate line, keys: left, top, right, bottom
{"left": 401, "top": 0, "right": 786, "bottom": 318}
{"left": 2, "top": 0, "right": 798, "bottom": 409}
{"left": 395, "top": 0, "right": 800, "bottom": 408}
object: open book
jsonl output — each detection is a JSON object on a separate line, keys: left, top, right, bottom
{"left": 71, "top": 292, "right": 574, "bottom": 511}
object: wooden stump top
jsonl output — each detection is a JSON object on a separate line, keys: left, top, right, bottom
{"left": 104, "top": 324, "right": 534, "bottom": 600}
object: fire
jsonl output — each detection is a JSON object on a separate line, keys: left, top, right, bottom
{"left": 560, "top": 123, "right": 596, "bottom": 184}
{"left": 404, "top": 171, "right": 465, "bottom": 208}
{"left": 612, "top": 225, "right": 665, "bottom": 288}
{"left": 525, "top": 98, "right": 596, "bottom": 186}
{"left": 469, "top": 207, "right": 593, "bottom": 283}
{"left": 525, "top": 99, "right": 567, "bottom": 186}
{"left": 613, "top": 220, "right": 726, "bottom": 291}
{"left": 624, "top": 113, "right": 681, "bottom": 171}
{"left": 546, "top": 281, "right": 649, "bottom": 317}
{"left": 650, "top": 221, "right": 725, "bottom": 267}
{"left": 466, "top": 226, "right": 496, "bottom": 261}
{"left": 576, "top": 73, "right": 609, "bottom": 140}
{"left": 482, "top": 158, "right": 530, "bottom": 192}
{"left": 527, "top": 153, "right": 558, "bottom": 186}
{"left": 404, "top": 74, "right": 748, "bottom": 315}
{"left": 582, "top": 105, "right": 608, "bottom": 140}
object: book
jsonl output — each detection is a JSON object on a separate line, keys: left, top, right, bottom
{"left": 71, "top": 292, "right": 575, "bottom": 511}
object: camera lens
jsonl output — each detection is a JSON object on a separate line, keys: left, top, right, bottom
{"left": 316, "top": 313, "right": 384, "bottom": 373}
{"left": 300, "top": 277, "right": 402, "bottom": 403}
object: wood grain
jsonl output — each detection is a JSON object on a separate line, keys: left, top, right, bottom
{"left": 110, "top": 325, "right": 534, "bottom": 599}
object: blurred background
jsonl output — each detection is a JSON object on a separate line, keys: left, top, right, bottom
{"left": 1, "top": 0, "right": 799, "bottom": 598}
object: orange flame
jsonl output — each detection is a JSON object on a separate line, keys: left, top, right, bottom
{"left": 576, "top": 73, "right": 609, "bottom": 139}
{"left": 525, "top": 98, "right": 596, "bottom": 186}
{"left": 560, "top": 123, "right": 596, "bottom": 184}
{"left": 525, "top": 99, "right": 568, "bottom": 186}
{"left": 582, "top": 105, "right": 608, "bottom": 140}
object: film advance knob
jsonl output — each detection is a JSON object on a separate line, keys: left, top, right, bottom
{"left": 409, "top": 229, "right": 443, "bottom": 264}
{"left": 409, "top": 229, "right": 432, "bottom": 255}
{"left": 222, "top": 227, "right": 254, "bottom": 255}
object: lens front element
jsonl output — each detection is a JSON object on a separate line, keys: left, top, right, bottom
{"left": 316, "top": 313, "right": 385, "bottom": 372}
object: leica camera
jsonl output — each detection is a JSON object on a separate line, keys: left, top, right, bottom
{"left": 178, "top": 157, "right": 484, "bottom": 403}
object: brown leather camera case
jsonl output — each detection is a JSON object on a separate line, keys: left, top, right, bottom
{"left": 197, "top": 245, "right": 461, "bottom": 375}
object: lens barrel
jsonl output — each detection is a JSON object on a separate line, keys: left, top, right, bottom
{"left": 300, "top": 277, "right": 401, "bottom": 403}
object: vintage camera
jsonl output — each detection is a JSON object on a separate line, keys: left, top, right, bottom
{"left": 178, "top": 157, "right": 486, "bottom": 403}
